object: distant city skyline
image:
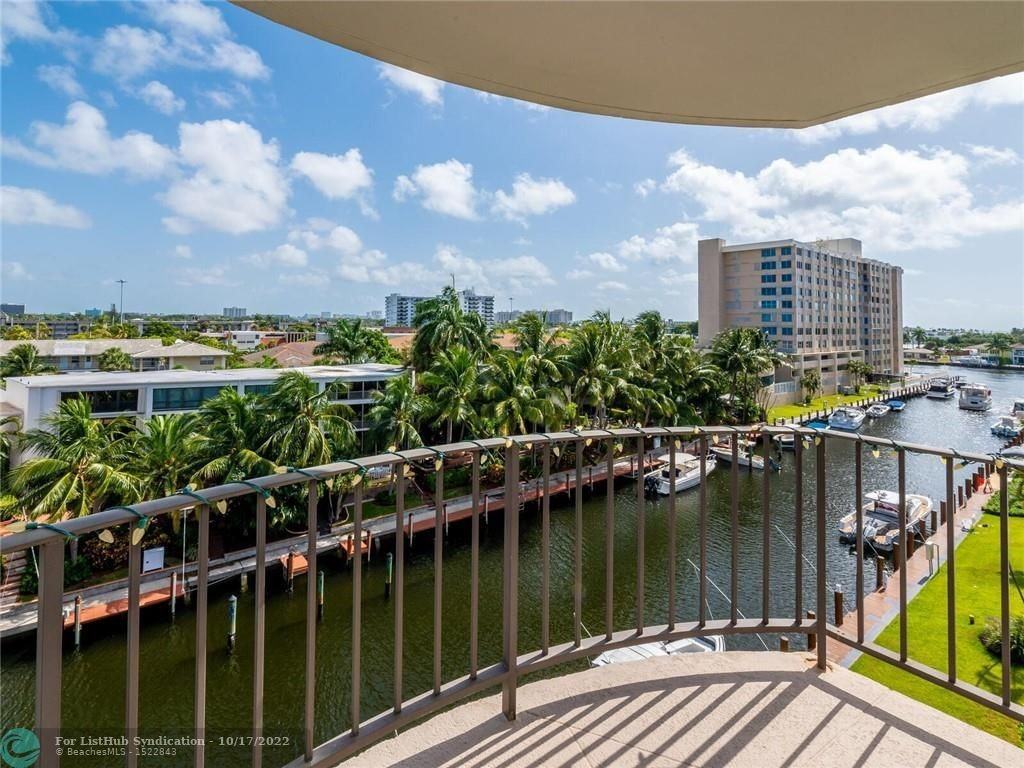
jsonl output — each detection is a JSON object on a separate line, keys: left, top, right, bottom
{"left": 1, "top": 1, "right": 1022, "bottom": 328}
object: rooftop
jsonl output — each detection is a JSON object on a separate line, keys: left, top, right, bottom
{"left": 3, "top": 363, "right": 406, "bottom": 389}
{"left": 342, "top": 652, "right": 1019, "bottom": 768}
{"left": 0, "top": 339, "right": 230, "bottom": 358}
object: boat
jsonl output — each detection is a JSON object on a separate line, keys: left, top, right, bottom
{"left": 958, "top": 384, "right": 992, "bottom": 411}
{"left": 886, "top": 400, "right": 906, "bottom": 412}
{"left": 644, "top": 452, "right": 717, "bottom": 495}
{"left": 709, "top": 439, "right": 780, "bottom": 471}
{"left": 828, "top": 406, "right": 866, "bottom": 431}
{"left": 992, "top": 416, "right": 1022, "bottom": 438}
{"left": 865, "top": 403, "right": 890, "bottom": 418}
{"left": 591, "top": 635, "right": 726, "bottom": 666}
{"left": 838, "top": 490, "right": 933, "bottom": 552}
{"left": 1011, "top": 398, "right": 1024, "bottom": 418}
{"left": 926, "top": 377, "right": 956, "bottom": 399}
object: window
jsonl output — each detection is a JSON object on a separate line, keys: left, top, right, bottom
{"left": 780, "top": 260, "right": 792, "bottom": 268}
{"left": 781, "top": 313, "right": 793, "bottom": 322}
{"left": 244, "top": 384, "right": 275, "bottom": 396}
{"left": 782, "top": 328, "right": 793, "bottom": 336}
{"left": 761, "top": 313, "right": 774, "bottom": 322}
{"left": 199, "top": 356, "right": 215, "bottom": 366}
{"left": 152, "top": 386, "right": 228, "bottom": 412}
{"left": 61, "top": 389, "right": 139, "bottom": 414}
{"left": 782, "top": 273, "right": 793, "bottom": 282}
{"left": 781, "top": 246, "right": 792, "bottom": 255}
{"left": 782, "top": 300, "right": 793, "bottom": 308}
{"left": 761, "top": 260, "right": 777, "bottom": 270}
{"left": 760, "top": 301, "right": 777, "bottom": 309}
{"left": 765, "top": 327, "right": 778, "bottom": 336}
{"left": 781, "top": 287, "right": 793, "bottom": 295}
{"left": 760, "top": 287, "right": 777, "bottom": 296}
{"left": 761, "top": 274, "right": 777, "bottom": 283}
{"left": 760, "top": 248, "right": 776, "bottom": 257}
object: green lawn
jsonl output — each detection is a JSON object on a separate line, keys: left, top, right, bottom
{"left": 850, "top": 515, "right": 1024, "bottom": 745}
{"left": 768, "top": 385, "right": 893, "bottom": 421}
{"left": 361, "top": 490, "right": 426, "bottom": 521}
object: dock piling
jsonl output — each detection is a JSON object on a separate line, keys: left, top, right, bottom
{"left": 385, "top": 552, "right": 393, "bottom": 598}
{"left": 317, "top": 570, "right": 325, "bottom": 620}
{"left": 227, "top": 594, "right": 237, "bottom": 652}
{"left": 286, "top": 551, "right": 296, "bottom": 592}
{"left": 73, "top": 595, "right": 82, "bottom": 648}
{"left": 779, "top": 636, "right": 790, "bottom": 652}
{"left": 240, "top": 572, "right": 248, "bottom": 593}
{"left": 875, "top": 556, "right": 885, "bottom": 590}
{"left": 170, "top": 572, "right": 177, "bottom": 616}
{"left": 806, "top": 610, "right": 816, "bottom": 650}
{"left": 834, "top": 585, "right": 844, "bottom": 627}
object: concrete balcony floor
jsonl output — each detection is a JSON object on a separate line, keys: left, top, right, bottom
{"left": 341, "top": 652, "right": 1021, "bottom": 767}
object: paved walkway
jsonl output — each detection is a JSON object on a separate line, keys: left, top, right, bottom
{"left": 828, "top": 473, "right": 997, "bottom": 666}
{"left": 339, "top": 652, "right": 1021, "bottom": 768}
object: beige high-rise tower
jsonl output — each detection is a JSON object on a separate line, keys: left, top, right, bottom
{"left": 698, "top": 237, "right": 903, "bottom": 404}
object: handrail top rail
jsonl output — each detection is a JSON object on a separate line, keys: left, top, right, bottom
{"left": 2, "top": 423, "right": 1018, "bottom": 552}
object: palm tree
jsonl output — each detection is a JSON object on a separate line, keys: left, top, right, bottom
{"left": 410, "top": 287, "right": 491, "bottom": 371}
{"left": 128, "top": 414, "right": 201, "bottom": 504}
{"left": 315, "top": 318, "right": 372, "bottom": 363}
{"left": 481, "top": 351, "right": 550, "bottom": 435}
{"left": 191, "top": 388, "right": 275, "bottom": 486}
{"left": 845, "top": 360, "right": 873, "bottom": 391}
{"left": 368, "top": 375, "right": 425, "bottom": 450}
{"left": 7, "top": 397, "right": 139, "bottom": 523}
{"left": 564, "top": 316, "right": 632, "bottom": 426}
{"left": 988, "top": 333, "right": 1013, "bottom": 366}
{"left": 260, "top": 371, "right": 356, "bottom": 467}
{"left": 910, "top": 327, "right": 928, "bottom": 348}
{"left": 511, "top": 312, "right": 547, "bottom": 354}
{"left": 1, "top": 343, "right": 56, "bottom": 379}
{"left": 801, "top": 369, "right": 822, "bottom": 404}
{"left": 420, "top": 345, "right": 479, "bottom": 442}
{"left": 97, "top": 347, "right": 133, "bottom": 371}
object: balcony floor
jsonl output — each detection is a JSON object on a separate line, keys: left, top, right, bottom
{"left": 340, "top": 652, "right": 1020, "bottom": 767}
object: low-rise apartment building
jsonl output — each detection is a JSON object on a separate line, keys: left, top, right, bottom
{"left": 2, "top": 364, "right": 407, "bottom": 467}
{"left": 0, "top": 339, "right": 229, "bottom": 372}
{"left": 698, "top": 237, "right": 903, "bottom": 403}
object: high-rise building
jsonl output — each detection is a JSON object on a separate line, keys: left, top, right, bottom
{"left": 457, "top": 288, "right": 495, "bottom": 326}
{"left": 698, "top": 237, "right": 903, "bottom": 403}
{"left": 385, "top": 293, "right": 429, "bottom": 327}
{"left": 223, "top": 306, "right": 247, "bottom": 318}
{"left": 0, "top": 304, "right": 25, "bottom": 315}
{"left": 83, "top": 308, "right": 103, "bottom": 318}
{"left": 495, "top": 308, "right": 573, "bottom": 325}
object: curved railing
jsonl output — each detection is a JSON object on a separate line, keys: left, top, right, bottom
{"left": 3, "top": 411, "right": 1023, "bottom": 767}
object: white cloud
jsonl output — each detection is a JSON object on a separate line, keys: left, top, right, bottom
{"left": 2, "top": 261, "right": 33, "bottom": 280}
{"left": 281, "top": 270, "right": 330, "bottom": 288}
{"left": 291, "top": 149, "right": 375, "bottom": 216}
{"left": 0, "top": 185, "right": 90, "bottom": 228}
{"left": 660, "top": 145, "right": 1024, "bottom": 251}
{"left": 433, "top": 244, "right": 555, "bottom": 294}
{"left": 474, "top": 90, "right": 551, "bottom": 113}
{"left": 794, "top": 73, "right": 1024, "bottom": 143}
{"left": 393, "top": 159, "right": 478, "bottom": 219}
{"left": 585, "top": 252, "right": 626, "bottom": 273}
{"left": 175, "top": 265, "right": 235, "bottom": 286}
{"left": 92, "top": 12, "right": 268, "bottom": 83}
{"left": 634, "top": 178, "right": 656, "bottom": 197}
{"left": 1, "top": 0, "right": 78, "bottom": 64}
{"left": 617, "top": 221, "right": 700, "bottom": 263}
{"left": 244, "top": 243, "right": 308, "bottom": 269}
{"left": 138, "top": 80, "right": 185, "bottom": 114}
{"left": 174, "top": 244, "right": 193, "bottom": 259}
{"left": 492, "top": 173, "right": 576, "bottom": 223}
{"left": 597, "top": 280, "right": 628, "bottom": 292}
{"left": 146, "top": 0, "right": 229, "bottom": 39}
{"left": 289, "top": 224, "right": 363, "bottom": 257}
{"left": 967, "top": 145, "right": 1021, "bottom": 167}
{"left": 1, "top": 101, "right": 175, "bottom": 178}
{"left": 566, "top": 268, "right": 594, "bottom": 281}
{"left": 377, "top": 63, "right": 444, "bottom": 106}
{"left": 36, "top": 64, "right": 83, "bottom": 97}
{"left": 162, "top": 119, "right": 289, "bottom": 234}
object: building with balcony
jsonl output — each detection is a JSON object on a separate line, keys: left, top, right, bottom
{"left": 223, "top": 306, "right": 248, "bottom": 318}
{"left": 1, "top": 363, "right": 406, "bottom": 467}
{"left": 495, "top": 308, "right": 573, "bottom": 326}
{"left": 0, "top": 339, "right": 230, "bottom": 372}
{"left": 1, "top": 315, "right": 87, "bottom": 339}
{"left": 698, "top": 237, "right": 903, "bottom": 403}
{"left": 386, "top": 289, "right": 496, "bottom": 327}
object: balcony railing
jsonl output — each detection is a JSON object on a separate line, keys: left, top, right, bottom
{"left": 1, "top": 425, "right": 1022, "bottom": 768}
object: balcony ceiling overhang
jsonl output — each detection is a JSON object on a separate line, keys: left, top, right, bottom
{"left": 233, "top": 1, "right": 1024, "bottom": 128}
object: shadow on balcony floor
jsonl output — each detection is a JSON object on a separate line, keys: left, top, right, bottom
{"left": 340, "top": 652, "right": 1020, "bottom": 768}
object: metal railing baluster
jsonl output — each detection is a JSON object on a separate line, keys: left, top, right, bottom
{"left": 195, "top": 503, "right": 210, "bottom": 768}
{"left": 126, "top": 531, "right": 141, "bottom": 768}
{"left": 541, "top": 443, "right": 551, "bottom": 654}
{"left": 816, "top": 439, "right": 827, "bottom": 669}
{"left": 699, "top": 436, "right": 708, "bottom": 627}
{"left": 252, "top": 495, "right": 267, "bottom": 768}
{"left": 731, "top": 438, "right": 739, "bottom": 626}
{"left": 762, "top": 435, "right": 771, "bottom": 624}
{"left": 393, "top": 461, "right": 405, "bottom": 713}
{"left": 946, "top": 456, "right": 956, "bottom": 683}
{"left": 636, "top": 434, "right": 645, "bottom": 633}
{"left": 502, "top": 441, "right": 520, "bottom": 720}
{"left": 667, "top": 436, "right": 677, "bottom": 630}
{"left": 351, "top": 481, "right": 363, "bottom": 734}
{"left": 794, "top": 435, "right": 803, "bottom": 624}
{"left": 855, "top": 441, "right": 864, "bottom": 644}
{"left": 471, "top": 450, "right": 482, "bottom": 672}
{"left": 434, "top": 463, "right": 444, "bottom": 696}
{"left": 605, "top": 438, "right": 615, "bottom": 640}
{"left": 898, "top": 449, "right": 907, "bottom": 663}
{"left": 36, "top": 539, "right": 64, "bottom": 768}
{"left": 999, "top": 462, "right": 1011, "bottom": 707}
{"left": 304, "top": 481, "right": 318, "bottom": 762}
{"left": 574, "top": 439, "right": 583, "bottom": 647}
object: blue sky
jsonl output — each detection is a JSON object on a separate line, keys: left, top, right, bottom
{"left": 1, "top": 1, "right": 1022, "bottom": 328}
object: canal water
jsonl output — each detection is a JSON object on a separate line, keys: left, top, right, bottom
{"left": 3, "top": 366, "right": 1021, "bottom": 766}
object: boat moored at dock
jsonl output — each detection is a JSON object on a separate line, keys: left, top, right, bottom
{"left": 591, "top": 635, "right": 726, "bottom": 666}
{"left": 958, "top": 383, "right": 993, "bottom": 411}
{"left": 709, "top": 439, "right": 780, "bottom": 471}
{"left": 866, "top": 403, "right": 890, "bottom": 418}
{"left": 1011, "top": 398, "right": 1024, "bottom": 418}
{"left": 838, "top": 490, "right": 933, "bottom": 552}
{"left": 926, "top": 377, "right": 956, "bottom": 399}
{"left": 828, "top": 406, "right": 867, "bottom": 431}
{"left": 886, "top": 399, "right": 906, "bottom": 411}
{"left": 644, "top": 452, "right": 716, "bottom": 495}
{"left": 991, "top": 416, "right": 1022, "bottom": 438}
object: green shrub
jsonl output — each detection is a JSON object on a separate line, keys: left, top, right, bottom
{"left": 979, "top": 615, "right": 1024, "bottom": 664}
{"left": 19, "top": 555, "right": 92, "bottom": 596}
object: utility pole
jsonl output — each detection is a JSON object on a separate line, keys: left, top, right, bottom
{"left": 116, "top": 279, "right": 127, "bottom": 324}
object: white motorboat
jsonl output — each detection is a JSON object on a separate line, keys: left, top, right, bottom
{"left": 865, "top": 403, "right": 890, "bottom": 418}
{"left": 644, "top": 452, "right": 716, "bottom": 495}
{"left": 709, "top": 439, "right": 780, "bottom": 471}
{"left": 591, "top": 635, "right": 725, "bottom": 666}
{"left": 992, "top": 416, "right": 1022, "bottom": 438}
{"left": 1011, "top": 398, "right": 1024, "bottom": 418}
{"left": 838, "top": 490, "right": 933, "bottom": 552}
{"left": 958, "top": 384, "right": 993, "bottom": 411}
{"left": 926, "top": 377, "right": 956, "bottom": 399}
{"left": 828, "top": 407, "right": 866, "bottom": 431}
